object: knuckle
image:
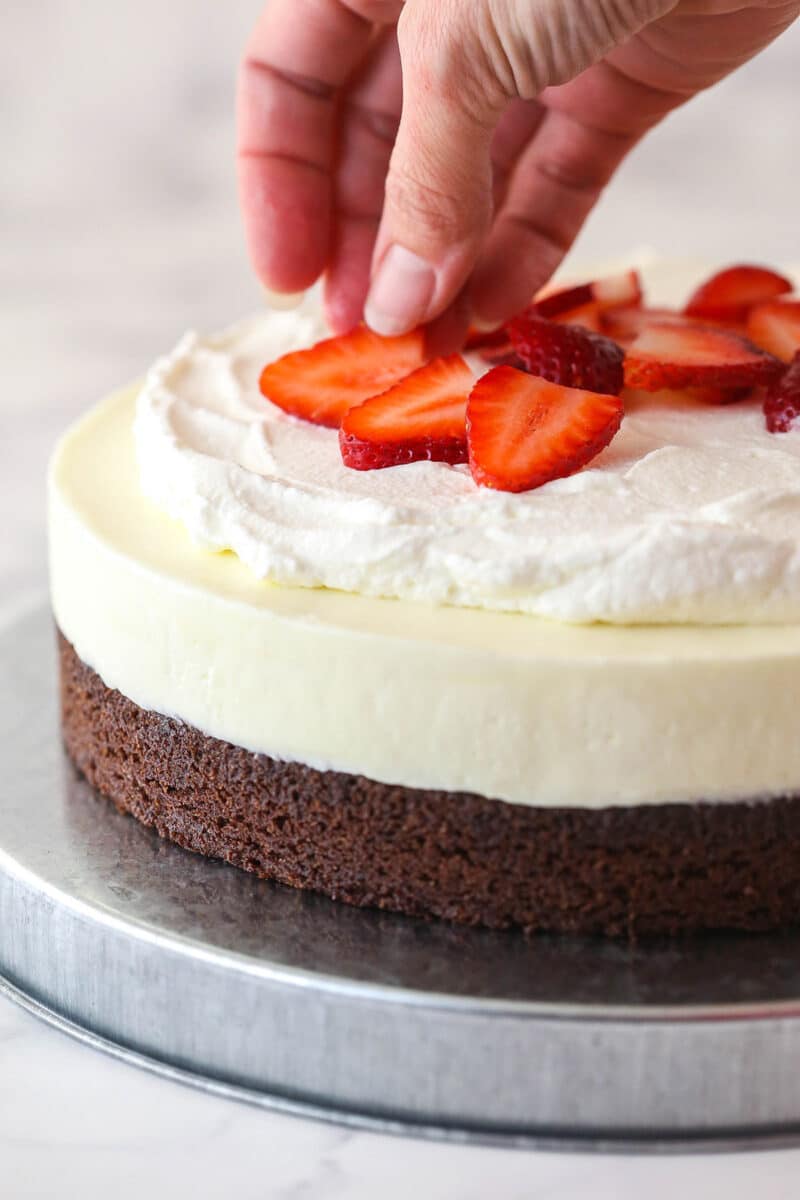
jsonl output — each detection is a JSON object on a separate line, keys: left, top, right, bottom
{"left": 396, "top": 1, "right": 467, "bottom": 83}
{"left": 398, "top": 0, "right": 505, "bottom": 120}
{"left": 384, "top": 165, "right": 472, "bottom": 241}
{"left": 534, "top": 153, "right": 607, "bottom": 195}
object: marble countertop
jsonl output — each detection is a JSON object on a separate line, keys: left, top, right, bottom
{"left": 3, "top": 3, "right": 800, "bottom": 1194}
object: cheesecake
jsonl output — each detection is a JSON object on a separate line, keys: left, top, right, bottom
{"left": 49, "top": 258, "right": 800, "bottom": 936}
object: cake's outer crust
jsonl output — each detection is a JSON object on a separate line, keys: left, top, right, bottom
{"left": 59, "top": 632, "right": 800, "bottom": 937}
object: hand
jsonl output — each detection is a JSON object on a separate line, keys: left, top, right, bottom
{"left": 237, "top": 0, "right": 799, "bottom": 341}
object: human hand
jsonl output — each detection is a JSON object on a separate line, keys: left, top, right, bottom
{"left": 238, "top": 0, "right": 799, "bottom": 341}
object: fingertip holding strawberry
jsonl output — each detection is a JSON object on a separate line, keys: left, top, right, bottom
{"left": 258, "top": 261, "right": 800, "bottom": 496}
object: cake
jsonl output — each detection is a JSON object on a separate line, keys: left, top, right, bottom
{"left": 49, "top": 258, "right": 800, "bottom": 937}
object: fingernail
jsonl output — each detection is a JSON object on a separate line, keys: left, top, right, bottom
{"left": 262, "top": 285, "right": 305, "bottom": 310}
{"left": 364, "top": 245, "right": 436, "bottom": 336}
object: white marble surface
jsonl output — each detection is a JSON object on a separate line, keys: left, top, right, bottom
{"left": 3, "top": 3, "right": 800, "bottom": 1194}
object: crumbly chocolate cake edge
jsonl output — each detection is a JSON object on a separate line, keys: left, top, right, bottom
{"left": 58, "top": 629, "right": 800, "bottom": 937}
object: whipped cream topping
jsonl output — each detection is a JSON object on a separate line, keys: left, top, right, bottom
{"left": 135, "top": 264, "right": 800, "bottom": 625}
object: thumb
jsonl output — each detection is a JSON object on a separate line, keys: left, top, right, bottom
{"left": 364, "top": 0, "right": 504, "bottom": 337}
{"left": 364, "top": 0, "right": 678, "bottom": 337}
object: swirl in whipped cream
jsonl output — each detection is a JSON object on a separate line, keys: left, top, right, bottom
{"left": 134, "top": 273, "right": 800, "bottom": 625}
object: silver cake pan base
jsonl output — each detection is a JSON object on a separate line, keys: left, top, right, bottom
{"left": 5, "top": 602, "right": 800, "bottom": 1150}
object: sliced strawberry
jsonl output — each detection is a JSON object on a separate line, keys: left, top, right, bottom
{"left": 506, "top": 314, "right": 624, "bottom": 395}
{"left": 600, "top": 305, "right": 686, "bottom": 346}
{"left": 552, "top": 301, "right": 605, "bottom": 333}
{"left": 463, "top": 325, "right": 509, "bottom": 352}
{"left": 593, "top": 269, "right": 644, "bottom": 308}
{"left": 623, "top": 322, "right": 783, "bottom": 392}
{"left": 535, "top": 269, "right": 642, "bottom": 320}
{"left": 466, "top": 367, "right": 623, "bottom": 493}
{"left": 747, "top": 298, "right": 800, "bottom": 363}
{"left": 463, "top": 291, "right": 598, "bottom": 347}
{"left": 470, "top": 332, "right": 522, "bottom": 367}
{"left": 685, "top": 385, "right": 754, "bottom": 405}
{"left": 479, "top": 348, "right": 526, "bottom": 371}
{"left": 259, "top": 326, "right": 428, "bottom": 428}
{"left": 466, "top": 299, "right": 607, "bottom": 352}
{"left": 764, "top": 352, "right": 800, "bottom": 433}
{"left": 534, "top": 282, "right": 593, "bottom": 320}
{"left": 340, "top": 355, "right": 472, "bottom": 470}
{"left": 684, "top": 264, "right": 793, "bottom": 323}
{"left": 464, "top": 271, "right": 641, "bottom": 361}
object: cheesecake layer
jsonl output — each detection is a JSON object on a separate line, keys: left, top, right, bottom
{"left": 59, "top": 631, "right": 800, "bottom": 936}
{"left": 49, "top": 384, "right": 800, "bottom": 809}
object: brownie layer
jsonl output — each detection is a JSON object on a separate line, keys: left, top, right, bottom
{"left": 59, "top": 631, "right": 800, "bottom": 937}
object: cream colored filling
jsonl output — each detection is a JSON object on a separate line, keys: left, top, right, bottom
{"left": 49, "top": 386, "right": 800, "bottom": 809}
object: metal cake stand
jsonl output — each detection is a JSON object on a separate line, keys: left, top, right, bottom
{"left": 4, "top": 602, "right": 800, "bottom": 1151}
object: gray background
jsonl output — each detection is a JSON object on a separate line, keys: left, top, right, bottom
{"left": 2, "top": 3, "right": 800, "bottom": 1196}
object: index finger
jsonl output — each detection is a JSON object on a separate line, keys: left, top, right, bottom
{"left": 237, "top": 0, "right": 402, "bottom": 293}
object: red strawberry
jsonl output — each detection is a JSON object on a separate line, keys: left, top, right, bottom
{"left": 465, "top": 271, "right": 641, "bottom": 359}
{"left": 462, "top": 325, "right": 523, "bottom": 367}
{"left": 593, "top": 269, "right": 644, "bottom": 308}
{"left": 466, "top": 301, "right": 608, "bottom": 355}
{"left": 463, "top": 291, "right": 603, "bottom": 351}
{"left": 600, "top": 305, "right": 686, "bottom": 346}
{"left": 552, "top": 301, "right": 605, "bottom": 334}
{"left": 684, "top": 265, "right": 793, "bottom": 323}
{"left": 534, "top": 282, "right": 593, "bottom": 320}
{"left": 479, "top": 347, "right": 524, "bottom": 368}
{"left": 339, "top": 355, "right": 472, "bottom": 470}
{"left": 535, "top": 269, "right": 642, "bottom": 320}
{"left": 747, "top": 299, "right": 800, "bottom": 363}
{"left": 260, "top": 326, "right": 428, "bottom": 428}
{"left": 623, "top": 322, "right": 783, "bottom": 392}
{"left": 764, "top": 352, "right": 800, "bottom": 433}
{"left": 463, "top": 325, "right": 510, "bottom": 352}
{"left": 506, "top": 314, "right": 624, "bottom": 395}
{"left": 685, "top": 385, "right": 754, "bottom": 405}
{"left": 466, "top": 366, "right": 623, "bottom": 493}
